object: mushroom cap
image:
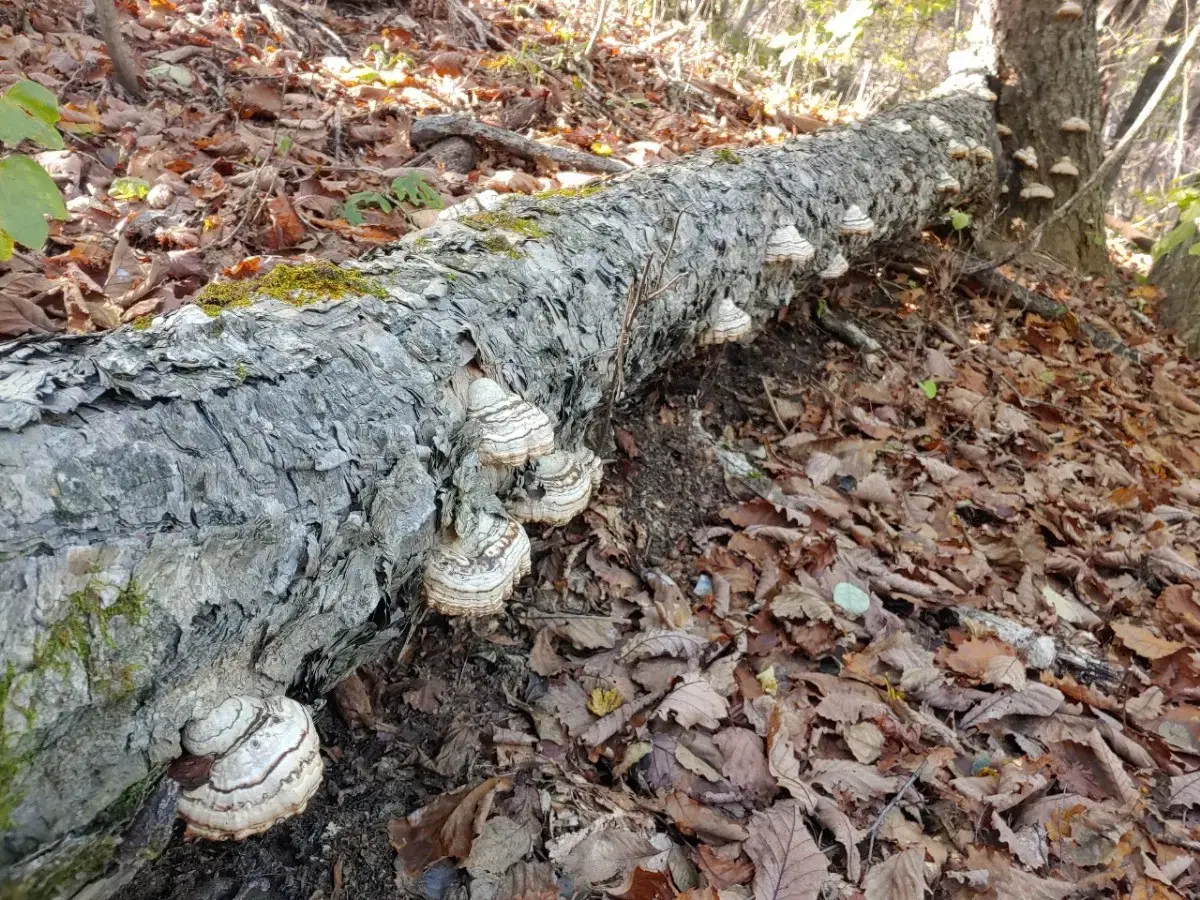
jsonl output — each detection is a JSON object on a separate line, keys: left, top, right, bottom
{"left": 699, "top": 297, "right": 753, "bottom": 345}
{"left": 1054, "top": 0, "right": 1084, "bottom": 20}
{"left": 974, "top": 87, "right": 998, "bottom": 103}
{"left": 765, "top": 225, "right": 816, "bottom": 265}
{"left": 1050, "top": 156, "right": 1079, "bottom": 176}
{"left": 507, "top": 448, "right": 602, "bottom": 525}
{"left": 996, "top": 123, "right": 1013, "bottom": 137}
{"left": 1060, "top": 116, "right": 1091, "bottom": 133}
{"left": 947, "top": 140, "right": 970, "bottom": 160}
{"left": 468, "top": 378, "right": 555, "bottom": 468}
{"left": 1013, "top": 146, "right": 1039, "bottom": 169}
{"left": 935, "top": 170, "right": 961, "bottom": 194}
{"left": 838, "top": 204, "right": 875, "bottom": 237}
{"left": 819, "top": 252, "right": 849, "bottom": 280}
{"left": 177, "top": 696, "right": 323, "bottom": 841}
{"left": 972, "top": 145, "right": 994, "bottom": 163}
{"left": 1020, "top": 182, "right": 1055, "bottom": 200}
{"left": 423, "top": 511, "right": 531, "bottom": 616}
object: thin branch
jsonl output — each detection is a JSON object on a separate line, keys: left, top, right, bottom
{"left": 583, "top": 0, "right": 614, "bottom": 58}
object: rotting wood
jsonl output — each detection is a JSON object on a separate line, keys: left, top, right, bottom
{"left": 409, "top": 113, "right": 633, "bottom": 174}
{"left": 0, "top": 84, "right": 995, "bottom": 896}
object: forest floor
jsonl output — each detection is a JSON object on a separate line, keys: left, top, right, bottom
{"left": 5, "top": 1, "right": 1200, "bottom": 899}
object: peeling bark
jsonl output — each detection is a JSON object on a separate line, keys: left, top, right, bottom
{"left": 0, "top": 89, "right": 995, "bottom": 894}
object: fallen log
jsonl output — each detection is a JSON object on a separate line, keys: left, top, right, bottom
{"left": 0, "top": 86, "right": 995, "bottom": 895}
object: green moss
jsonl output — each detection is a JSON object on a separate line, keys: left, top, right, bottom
{"left": 534, "top": 182, "right": 608, "bottom": 201}
{"left": 0, "top": 834, "right": 119, "bottom": 900}
{"left": 478, "top": 234, "right": 522, "bottom": 259}
{"left": 461, "top": 210, "right": 548, "bottom": 240}
{"left": 713, "top": 148, "right": 743, "bottom": 164}
{"left": 234, "top": 362, "right": 248, "bottom": 383}
{"left": 129, "top": 315, "right": 152, "bottom": 331}
{"left": 0, "top": 577, "right": 148, "bottom": 831}
{"left": 196, "top": 262, "right": 387, "bottom": 317}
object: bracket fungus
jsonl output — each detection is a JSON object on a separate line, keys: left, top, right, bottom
{"left": 175, "top": 696, "right": 323, "bottom": 841}
{"left": 507, "top": 448, "right": 602, "bottom": 525}
{"left": 1060, "top": 116, "right": 1091, "bottom": 134}
{"left": 972, "top": 145, "right": 994, "bottom": 164}
{"left": 927, "top": 115, "right": 955, "bottom": 138}
{"left": 838, "top": 204, "right": 875, "bottom": 237}
{"left": 423, "top": 511, "right": 532, "bottom": 616}
{"left": 819, "top": 252, "right": 850, "bottom": 280}
{"left": 1054, "top": 0, "right": 1084, "bottom": 20}
{"left": 1020, "top": 182, "right": 1055, "bottom": 201}
{"left": 764, "top": 225, "right": 816, "bottom": 266}
{"left": 699, "top": 296, "right": 753, "bottom": 345}
{"left": 996, "top": 123, "right": 1013, "bottom": 138}
{"left": 1050, "top": 156, "right": 1079, "bottom": 177}
{"left": 935, "top": 170, "right": 962, "bottom": 195}
{"left": 468, "top": 377, "right": 555, "bottom": 468}
{"left": 1013, "top": 146, "right": 1039, "bottom": 170}
{"left": 947, "top": 140, "right": 970, "bottom": 160}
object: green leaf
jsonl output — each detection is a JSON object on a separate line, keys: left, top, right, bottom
{"left": 0, "top": 229, "right": 13, "bottom": 260}
{"left": 7, "top": 80, "right": 60, "bottom": 125}
{"left": 1188, "top": 241, "right": 1200, "bottom": 256}
{"left": 108, "top": 177, "right": 151, "bottom": 201}
{"left": 391, "top": 171, "right": 445, "bottom": 209}
{"left": 0, "top": 154, "right": 67, "bottom": 251}
{"left": 950, "top": 210, "right": 971, "bottom": 231}
{"left": 343, "top": 191, "right": 392, "bottom": 225}
{"left": 918, "top": 378, "right": 937, "bottom": 399}
{"left": 276, "top": 135, "right": 294, "bottom": 156}
{"left": 0, "top": 96, "right": 63, "bottom": 150}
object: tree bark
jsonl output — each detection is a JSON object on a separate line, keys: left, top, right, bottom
{"left": 1110, "top": 0, "right": 1193, "bottom": 145}
{"left": 1151, "top": 232, "right": 1200, "bottom": 355}
{"left": 0, "top": 89, "right": 996, "bottom": 896}
{"left": 93, "top": 0, "right": 143, "bottom": 100}
{"left": 976, "top": 0, "right": 1110, "bottom": 273}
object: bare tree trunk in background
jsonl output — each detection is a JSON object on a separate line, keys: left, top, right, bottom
{"left": 1110, "top": 0, "right": 1193, "bottom": 145}
{"left": 93, "top": 0, "right": 142, "bottom": 99}
{"left": 584, "top": 0, "right": 613, "bottom": 56}
{"left": 975, "top": 0, "right": 1110, "bottom": 273}
{"left": 1100, "top": 0, "right": 1151, "bottom": 31}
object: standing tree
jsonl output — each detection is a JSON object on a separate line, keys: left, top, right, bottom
{"left": 973, "top": 0, "right": 1110, "bottom": 273}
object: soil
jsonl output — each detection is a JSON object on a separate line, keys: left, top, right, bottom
{"left": 125, "top": 310, "right": 834, "bottom": 900}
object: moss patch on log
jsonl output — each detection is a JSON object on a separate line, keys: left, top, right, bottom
{"left": 196, "top": 262, "right": 387, "bottom": 316}
{"left": 0, "top": 834, "right": 119, "bottom": 900}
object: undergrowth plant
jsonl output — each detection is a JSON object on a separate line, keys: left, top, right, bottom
{"left": 1153, "top": 178, "right": 1200, "bottom": 260}
{"left": 0, "top": 80, "right": 68, "bottom": 260}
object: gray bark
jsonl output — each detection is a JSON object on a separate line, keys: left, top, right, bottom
{"left": 978, "top": 0, "right": 1110, "bottom": 273}
{"left": 0, "top": 89, "right": 995, "bottom": 896}
{"left": 1151, "top": 233, "right": 1200, "bottom": 355}
{"left": 1109, "top": 0, "right": 1193, "bottom": 146}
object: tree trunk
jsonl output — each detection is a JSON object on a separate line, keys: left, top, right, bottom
{"left": 0, "top": 90, "right": 996, "bottom": 897}
{"left": 1110, "top": 0, "right": 1192, "bottom": 144}
{"left": 1152, "top": 232, "right": 1200, "bottom": 355}
{"left": 976, "top": 0, "right": 1110, "bottom": 273}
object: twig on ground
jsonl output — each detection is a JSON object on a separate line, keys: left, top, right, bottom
{"left": 760, "top": 375, "right": 792, "bottom": 436}
{"left": 865, "top": 761, "right": 927, "bottom": 871}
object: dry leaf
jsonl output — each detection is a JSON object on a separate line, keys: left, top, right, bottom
{"left": 676, "top": 742, "right": 723, "bottom": 782}
{"left": 984, "top": 655, "right": 1027, "bottom": 691}
{"left": 389, "top": 776, "right": 510, "bottom": 874}
{"left": 559, "top": 829, "right": 660, "bottom": 885}
{"left": 655, "top": 674, "right": 729, "bottom": 730}
{"left": 812, "top": 795, "right": 861, "bottom": 882}
{"left": 621, "top": 628, "right": 706, "bottom": 662}
{"left": 808, "top": 758, "right": 901, "bottom": 798}
{"left": 696, "top": 843, "right": 754, "bottom": 888}
{"left": 1167, "top": 771, "right": 1200, "bottom": 808}
{"left": 767, "top": 708, "right": 818, "bottom": 809}
{"left": 991, "top": 810, "right": 1047, "bottom": 869}
{"left": 864, "top": 847, "right": 926, "bottom": 900}
{"left": 961, "top": 683, "right": 1064, "bottom": 729}
{"left": 530, "top": 628, "right": 565, "bottom": 676}
{"left": 713, "top": 728, "right": 777, "bottom": 799}
{"left": 745, "top": 800, "right": 829, "bottom": 900}
{"left": 844, "top": 722, "right": 885, "bottom": 764}
{"left": 1111, "top": 621, "right": 1187, "bottom": 661}
{"left": 665, "top": 791, "right": 749, "bottom": 843}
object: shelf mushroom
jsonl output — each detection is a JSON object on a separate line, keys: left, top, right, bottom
{"left": 1054, "top": 1, "right": 1084, "bottom": 20}
{"left": 1060, "top": 117, "right": 1091, "bottom": 134}
{"left": 948, "top": 140, "right": 970, "bottom": 160}
{"left": 699, "top": 296, "right": 753, "bottom": 345}
{"left": 972, "top": 145, "right": 994, "bottom": 164}
{"left": 927, "top": 115, "right": 955, "bottom": 138}
{"left": 468, "top": 377, "right": 555, "bottom": 468}
{"left": 819, "top": 252, "right": 849, "bottom": 280}
{"left": 838, "top": 204, "right": 874, "bottom": 237}
{"left": 507, "top": 448, "right": 602, "bottom": 525}
{"left": 996, "top": 123, "right": 1013, "bottom": 138}
{"left": 935, "top": 169, "right": 961, "bottom": 195}
{"left": 1013, "top": 146, "right": 1039, "bottom": 170}
{"left": 422, "top": 510, "right": 532, "bottom": 616}
{"left": 765, "top": 225, "right": 816, "bottom": 266}
{"left": 1020, "top": 182, "right": 1055, "bottom": 201}
{"left": 1050, "top": 156, "right": 1079, "bottom": 177}
{"left": 174, "top": 696, "right": 323, "bottom": 841}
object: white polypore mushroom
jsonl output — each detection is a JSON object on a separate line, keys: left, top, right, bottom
{"left": 175, "top": 696, "right": 323, "bottom": 841}
{"left": 927, "top": 115, "right": 955, "bottom": 138}
{"left": 996, "top": 123, "right": 1013, "bottom": 138}
{"left": 973, "top": 87, "right": 998, "bottom": 103}
{"left": 423, "top": 511, "right": 531, "bottom": 616}
{"left": 1020, "top": 182, "right": 1055, "bottom": 200}
{"left": 838, "top": 204, "right": 874, "bottom": 237}
{"left": 507, "top": 448, "right": 602, "bottom": 525}
{"left": 972, "top": 145, "right": 994, "bottom": 164}
{"left": 1060, "top": 117, "right": 1091, "bottom": 133}
{"left": 935, "top": 169, "right": 962, "bottom": 194}
{"left": 468, "top": 378, "right": 555, "bottom": 468}
{"left": 1054, "top": 0, "right": 1083, "bottom": 20}
{"left": 1050, "top": 156, "right": 1079, "bottom": 177}
{"left": 819, "top": 252, "right": 849, "bottom": 280}
{"left": 765, "top": 225, "right": 816, "bottom": 266}
{"left": 1013, "top": 146, "right": 1039, "bottom": 169}
{"left": 699, "top": 296, "right": 753, "bottom": 345}
{"left": 947, "top": 140, "right": 970, "bottom": 160}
